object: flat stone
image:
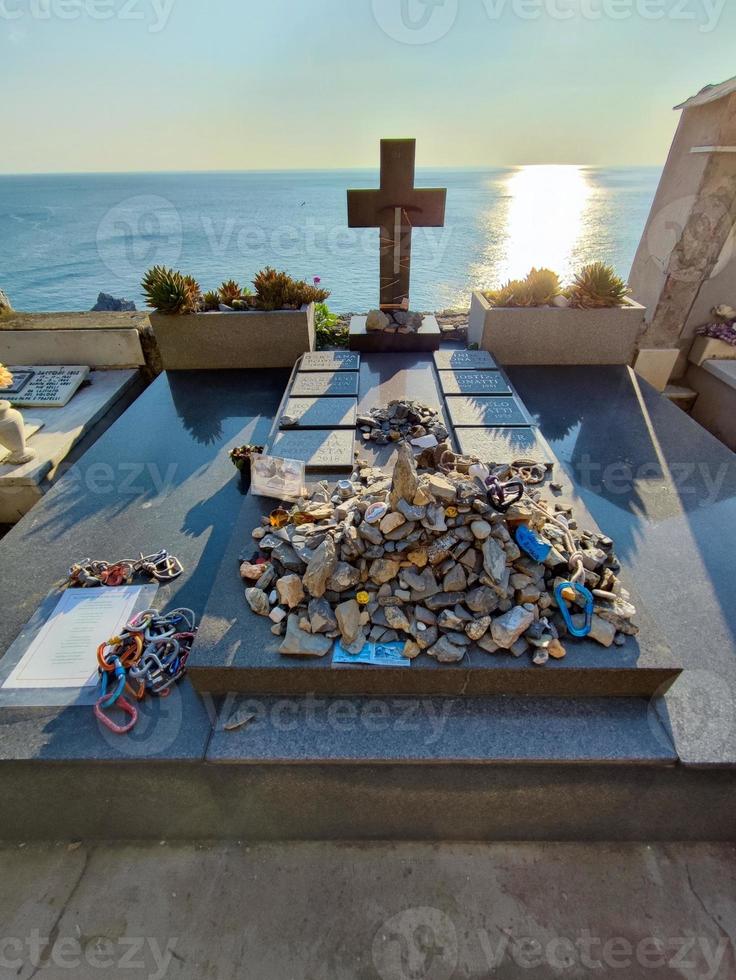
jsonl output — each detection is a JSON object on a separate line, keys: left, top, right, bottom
{"left": 369, "top": 559, "right": 401, "bottom": 585}
{"left": 426, "top": 474, "right": 456, "bottom": 502}
{"left": 455, "top": 427, "right": 553, "bottom": 464}
{"left": 491, "top": 606, "right": 535, "bottom": 649}
{"left": 428, "top": 635, "right": 467, "bottom": 664}
{"left": 380, "top": 512, "right": 405, "bottom": 534}
{"left": 438, "top": 371, "right": 512, "bottom": 396}
{"left": 308, "top": 597, "right": 337, "bottom": 633}
{"left": 446, "top": 396, "right": 533, "bottom": 428}
{"left": 300, "top": 351, "right": 360, "bottom": 371}
{"left": 279, "top": 614, "right": 332, "bottom": 657}
{"left": 291, "top": 372, "right": 359, "bottom": 397}
{"left": 280, "top": 397, "right": 357, "bottom": 430}
{"left": 270, "top": 430, "right": 354, "bottom": 472}
{"left": 303, "top": 537, "right": 337, "bottom": 598}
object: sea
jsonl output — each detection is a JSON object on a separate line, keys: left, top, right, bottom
{"left": 0, "top": 167, "right": 661, "bottom": 314}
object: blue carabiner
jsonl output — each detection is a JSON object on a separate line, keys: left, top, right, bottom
{"left": 99, "top": 658, "right": 127, "bottom": 709}
{"left": 555, "top": 581, "right": 594, "bottom": 638}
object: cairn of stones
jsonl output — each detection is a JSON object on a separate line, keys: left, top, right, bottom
{"left": 241, "top": 444, "right": 638, "bottom": 664}
{"left": 357, "top": 400, "right": 449, "bottom": 447}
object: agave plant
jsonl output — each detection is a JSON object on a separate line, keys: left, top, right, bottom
{"left": 218, "top": 280, "right": 243, "bottom": 306}
{"left": 142, "top": 266, "right": 201, "bottom": 314}
{"left": 567, "top": 262, "right": 629, "bottom": 309}
{"left": 203, "top": 290, "right": 221, "bottom": 311}
{"left": 484, "top": 268, "right": 562, "bottom": 308}
{"left": 252, "top": 267, "right": 330, "bottom": 311}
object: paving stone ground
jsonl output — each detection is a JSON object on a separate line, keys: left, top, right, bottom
{"left": 0, "top": 842, "right": 733, "bottom": 979}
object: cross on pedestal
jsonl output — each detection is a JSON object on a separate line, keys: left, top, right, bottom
{"left": 347, "top": 139, "right": 446, "bottom": 310}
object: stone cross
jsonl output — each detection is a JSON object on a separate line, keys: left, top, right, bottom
{"left": 347, "top": 139, "right": 446, "bottom": 310}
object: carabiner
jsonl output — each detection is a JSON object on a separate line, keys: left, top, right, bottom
{"left": 555, "top": 581, "right": 594, "bottom": 639}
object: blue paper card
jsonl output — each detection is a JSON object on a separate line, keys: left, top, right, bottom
{"left": 332, "top": 641, "right": 412, "bottom": 667}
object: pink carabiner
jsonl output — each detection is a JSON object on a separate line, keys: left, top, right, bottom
{"left": 94, "top": 694, "right": 138, "bottom": 734}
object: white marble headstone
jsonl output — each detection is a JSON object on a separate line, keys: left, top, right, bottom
{"left": 7, "top": 366, "right": 90, "bottom": 408}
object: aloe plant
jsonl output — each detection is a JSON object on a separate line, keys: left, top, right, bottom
{"left": 567, "top": 262, "right": 629, "bottom": 309}
{"left": 142, "top": 266, "right": 201, "bottom": 314}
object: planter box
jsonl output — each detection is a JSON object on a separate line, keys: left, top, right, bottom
{"left": 149, "top": 305, "right": 315, "bottom": 370}
{"left": 689, "top": 335, "right": 736, "bottom": 367}
{"left": 468, "top": 291, "right": 646, "bottom": 366}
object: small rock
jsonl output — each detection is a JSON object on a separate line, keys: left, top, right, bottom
{"left": 470, "top": 520, "right": 492, "bottom": 541}
{"left": 403, "top": 639, "right": 421, "bottom": 660}
{"left": 269, "top": 606, "right": 288, "bottom": 624}
{"left": 573, "top": 613, "right": 617, "bottom": 648}
{"left": 428, "top": 635, "right": 466, "bottom": 664}
{"left": 240, "top": 562, "right": 266, "bottom": 582}
{"left": 303, "top": 537, "right": 337, "bottom": 598}
{"left": 366, "top": 309, "right": 390, "bottom": 331}
{"left": 336, "top": 599, "right": 362, "bottom": 644}
{"left": 491, "top": 606, "right": 535, "bottom": 649}
{"left": 380, "top": 512, "right": 405, "bottom": 535}
{"left": 370, "top": 558, "right": 401, "bottom": 585}
{"left": 389, "top": 444, "right": 419, "bottom": 510}
{"left": 245, "top": 588, "right": 270, "bottom": 617}
{"left": 327, "top": 562, "right": 361, "bottom": 592}
{"left": 385, "top": 606, "right": 411, "bottom": 632}
{"left": 548, "top": 639, "right": 567, "bottom": 659}
{"left": 276, "top": 574, "right": 305, "bottom": 608}
{"left": 465, "top": 616, "right": 491, "bottom": 641}
{"left": 308, "top": 597, "right": 337, "bottom": 634}
{"left": 442, "top": 564, "right": 467, "bottom": 592}
{"left": 279, "top": 614, "right": 332, "bottom": 657}
{"left": 427, "top": 474, "right": 456, "bottom": 502}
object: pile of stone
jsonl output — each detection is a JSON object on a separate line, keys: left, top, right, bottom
{"left": 357, "top": 400, "right": 448, "bottom": 447}
{"left": 240, "top": 444, "right": 638, "bottom": 665}
{"left": 365, "top": 309, "right": 423, "bottom": 334}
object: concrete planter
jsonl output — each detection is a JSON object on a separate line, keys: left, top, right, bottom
{"left": 468, "top": 291, "right": 646, "bottom": 366}
{"left": 150, "top": 305, "right": 315, "bottom": 370}
{"left": 689, "top": 335, "right": 736, "bottom": 367}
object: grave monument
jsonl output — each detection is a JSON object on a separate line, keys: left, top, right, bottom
{"left": 347, "top": 139, "right": 446, "bottom": 352}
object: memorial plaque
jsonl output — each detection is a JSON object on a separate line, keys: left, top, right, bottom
{"left": 291, "top": 372, "right": 359, "bottom": 397}
{"left": 300, "top": 352, "right": 360, "bottom": 372}
{"left": 456, "top": 427, "right": 553, "bottom": 464}
{"left": 8, "top": 366, "right": 90, "bottom": 408}
{"left": 271, "top": 429, "right": 355, "bottom": 472}
{"left": 281, "top": 397, "right": 357, "bottom": 430}
{"left": 446, "top": 395, "right": 533, "bottom": 428}
{"left": 433, "top": 349, "right": 498, "bottom": 371}
{"left": 439, "top": 370, "right": 512, "bottom": 396}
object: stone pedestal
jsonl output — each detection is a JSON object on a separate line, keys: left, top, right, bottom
{"left": 349, "top": 315, "right": 441, "bottom": 353}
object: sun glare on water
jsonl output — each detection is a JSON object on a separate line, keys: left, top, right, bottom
{"left": 485, "top": 165, "right": 593, "bottom": 289}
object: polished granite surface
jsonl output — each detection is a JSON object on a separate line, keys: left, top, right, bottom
{"left": 509, "top": 366, "right": 736, "bottom": 766}
{"left": 0, "top": 369, "right": 289, "bottom": 760}
{"left": 0, "top": 364, "right": 733, "bottom": 767}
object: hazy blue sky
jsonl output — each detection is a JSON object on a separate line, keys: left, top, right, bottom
{"left": 2, "top": 0, "right": 733, "bottom": 172}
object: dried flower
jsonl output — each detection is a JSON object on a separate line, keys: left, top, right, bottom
{"left": 0, "top": 363, "right": 13, "bottom": 389}
{"left": 313, "top": 277, "right": 321, "bottom": 285}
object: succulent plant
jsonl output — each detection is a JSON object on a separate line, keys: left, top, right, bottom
{"left": 218, "top": 280, "right": 243, "bottom": 306}
{"left": 142, "top": 266, "right": 201, "bottom": 314}
{"left": 567, "top": 262, "right": 629, "bottom": 309}
{"left": 484, "top": 268, "right": 561, "bottom": 308}
{"left": 252, "top": 267, "right": 330, "bottom": 311}
{"left": 203, "top": 290, "right": 221, "bottom": 311}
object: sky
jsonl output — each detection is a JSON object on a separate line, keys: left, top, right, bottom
{"left": 1, "top": 0, "right": 734, "bottom": 173}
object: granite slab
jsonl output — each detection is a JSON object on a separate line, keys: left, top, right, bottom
{"left": 349, "top": 316, "right": 441, "bottom": 353}
{"left": 7, "top": 365, "right": 90, "bottom": 407}
{"left": 439, "top": 370, "right": 513, "bottom": 396}
{"left": 434, "top": 349, "right": 498, "bottom": 371}
{"left": 445, "top": 395, "right": 534, "bottom": 428}
{"left": 455, "top": 426, "right": 554, "bottom": 464}
{"left": 270, "top": 429, "right": 355, "bottom": 471}
{"left": 300, "top": 352, "right": 360, "bottom": 372}
{"left": 0, "top": 369, "right": 290, "bottom": 762}
{"left": 280, "top": 397, "right": 357, "bottom": 430}
{"left": 509, "top": 364, "right": 736, "bottom": 767}
{"left": 291, "top": 371, "right": 359, "bottom": 397}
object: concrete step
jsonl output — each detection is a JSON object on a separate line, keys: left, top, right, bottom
{"left": 664, "top": 382, "right": 698, "bottom": 412}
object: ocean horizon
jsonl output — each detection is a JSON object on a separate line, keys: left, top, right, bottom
{"left": 0, "top": 166, "right": 661, "bottom": 314}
